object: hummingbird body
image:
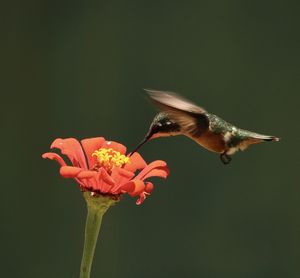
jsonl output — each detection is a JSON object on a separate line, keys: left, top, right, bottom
{"left": 192, "top": 113, "right": 272, "bottom": 155}
{"left": 131, "top": 90, "right": 279, "bottom": 164}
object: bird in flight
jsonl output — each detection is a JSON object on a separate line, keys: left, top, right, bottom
{"left": 131, "top": 90, "right": 280, "bottom": 164}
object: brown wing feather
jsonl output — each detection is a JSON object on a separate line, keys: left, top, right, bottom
{"left": 146, "top": 89, "right": 207, "bottom": 114}
{"left": 146, "top": 89, "right": 209, "bottom": 136}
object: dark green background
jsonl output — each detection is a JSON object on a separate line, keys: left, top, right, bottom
{"left": 2, "top": 1, "right": 300, "bottom": 277}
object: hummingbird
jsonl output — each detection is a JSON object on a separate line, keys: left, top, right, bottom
{"left": 130, "top": 90, "right": 280, "bottom": 164}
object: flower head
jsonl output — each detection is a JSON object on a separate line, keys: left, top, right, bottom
{"left": 42, "top": 137, "right": 169, "bottom": 204}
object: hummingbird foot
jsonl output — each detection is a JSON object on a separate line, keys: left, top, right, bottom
{"left": 220, "top": 153, "right": 232, "bottom": 165}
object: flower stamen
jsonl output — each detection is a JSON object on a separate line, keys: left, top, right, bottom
{"left": 92, "top": 148, "right": 130, "bottom": 170}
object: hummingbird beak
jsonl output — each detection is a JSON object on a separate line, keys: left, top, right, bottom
{"left": 128, "top": 134, "right": 152, "bottom": 157}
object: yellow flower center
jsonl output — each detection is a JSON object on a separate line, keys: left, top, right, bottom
{"left": 92, "top": 148, "right": 130, "bottom": 170}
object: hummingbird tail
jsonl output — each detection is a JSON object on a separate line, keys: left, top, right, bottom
{"left": 250, "top": 134, "right": 280, "bottom": 142}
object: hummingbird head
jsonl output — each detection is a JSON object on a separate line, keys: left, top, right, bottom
{"left": 129, "top": 113, "right": 181, "bottom": 156}
{"left": 146, "top": 112, "right": 181, "bottom": 139}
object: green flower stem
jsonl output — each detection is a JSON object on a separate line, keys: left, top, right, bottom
{"left": 80, "top": 192, "right": 118, "bottom": 278}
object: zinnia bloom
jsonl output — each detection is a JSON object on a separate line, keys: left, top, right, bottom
{"left": 42, "top": 137, "right": 169, "bottom": 204}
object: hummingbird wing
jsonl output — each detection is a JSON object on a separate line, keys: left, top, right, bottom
{"left": 146, "top": 89, "right": 209, "bottom": 136}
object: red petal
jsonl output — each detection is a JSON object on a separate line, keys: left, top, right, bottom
{"left": 124, "top": 152, "right": 147, "bottom": 172}
{"left": 100, "top": 168, "right": 115, "bottom": 185}
{"left": 136, "top": 194, "right": 146, "bottom": 205}
{"left": 136, "top": 182, "right": 154, "bottom": 205}
{"left": 126, "top": 179, "right": 146, "bottom": 196}
{"left": 77, "top": 170, "right": 97, "bottom": 179}
{"left": 140, "top": 167, "right": 169, "bottom": 180}
{"left": 135, "top": 160, "right": 169, "bottom": 181}
{"left": 145, "top": 182, "right": 154, "bottom": 193}
{"left": 51, "top": 138, "right": 88, "bottom": 169}
{"left": 81, "top": 137, "right": 105, "bottom": 169}
{"left": 77, "top": 171, "right": 98, "bottom": 190}
{"left": 93, "top": 168, "right": 115, "bottom": 193}
{"left": 101, "top": 141, "right": 127, "bottom": 154}
{"left": 111, "top": 167, "right": 134, "bottom": 185}
{"left": 115, "top": 182, "right": 135, "bottom": 194}
{"left": 42, "top": 152, "right": 67, "bottom": 166}
{"left": 60, "top": 166, "right": 83, "bottom": 178}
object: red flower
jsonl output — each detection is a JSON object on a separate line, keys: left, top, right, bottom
{"left": 42, "top": 137, "right": 169, "bottom": 205}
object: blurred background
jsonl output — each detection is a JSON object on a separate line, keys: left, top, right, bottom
{"left": 1, "top": 0, "right": 300, "bottom": 277}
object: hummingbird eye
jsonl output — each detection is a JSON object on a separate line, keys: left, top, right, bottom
{"left": 151, "top": 122, "right": 164, "bottom": 134}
